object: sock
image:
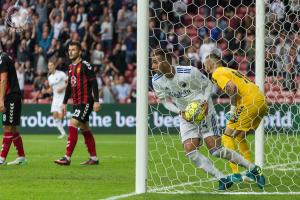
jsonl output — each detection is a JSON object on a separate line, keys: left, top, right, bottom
{"left": 82, "top": 130, "right": 97, "bottom": 157}
{"left": 187, "top": 150, "right": 225, "bottom": 179}
{"left": 234, "top": 136, "right": 251, "bottom": 162}
{"left": 0, "top": 132, "right": 14, "bottom": 158}
{"left": 66, "top": 126, "right": 78, "bottom": 157}
{"left": 222, "top": 134, "right": 239, "bottom": 173}
{"left": 12, "top": 132, "right": 25, "bottom": 157}
{"left": 212, "top": 147, "right": 255, "bottom": 170}
{"left": 55, "top": 119, "right": 67, "bottom": 136}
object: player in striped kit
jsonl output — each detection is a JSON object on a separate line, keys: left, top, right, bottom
{"left": 151, "top": 50, "right": 265, "bottom": 190}
{"left": 54, "top": 42, "right": 101, "bottom": 165}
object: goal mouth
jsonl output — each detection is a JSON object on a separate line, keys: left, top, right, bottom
{"left": 145, "top": 0, "right": 300, "bottom": 195}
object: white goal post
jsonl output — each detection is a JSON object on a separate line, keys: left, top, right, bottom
{"left": 135, "top": 0, "right": 149, "bottom": 194}
{"left": 254, "top": 0, "right": 265, "bottom": 167}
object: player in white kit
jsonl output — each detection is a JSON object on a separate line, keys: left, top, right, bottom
{"left": 151, "top": 50, "right": 265, "bottom": 190}
{"left": 48, "top": 60, "right": 68, "bottom": 139}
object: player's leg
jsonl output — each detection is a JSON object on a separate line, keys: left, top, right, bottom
{"left": 54, "top": 116, "right": 81, "bottom": 165}
{"left": 1, "top": 95, "right": 26, "bottom": 165}
{"left": 79, "top": 122, "right": 98, "bottom": 165}
{"left": 53, "top": 111, "right": 67, "bottom": 139}
{"left": 180, "top": 117, "right": 233, "bottom": 190}
{"left": 7, "top": 126, "right": 27, "bottom": 165}
{"left": 0, "top": 125, "right": 15, "bottom": 165}
{"left": 205, "top": 135, "right": 265, "bottom": 189}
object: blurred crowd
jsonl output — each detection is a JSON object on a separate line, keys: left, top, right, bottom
{"left": 0, "top": 0, "right": 137, "bottom": 104}
{"left": 150, "top": 0, "right": 300, "bottom": 94}
{"left": 0, "top": 0, "right": 299, "bottom": 104}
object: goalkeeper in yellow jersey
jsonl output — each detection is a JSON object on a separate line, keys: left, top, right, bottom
{"left": 203, "top": 54, "right": 268, "bottom": 177}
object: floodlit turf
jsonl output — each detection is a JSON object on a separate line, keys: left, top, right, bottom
{"left": 0, "top": 134, "right": 299, "bottom": 200}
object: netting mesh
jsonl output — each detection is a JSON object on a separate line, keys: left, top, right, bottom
{"left": 147, "top": 0, "right": 300, "bottom": 193}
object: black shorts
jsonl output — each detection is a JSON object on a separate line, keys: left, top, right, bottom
{"left": 72, "top": 103, "right": 93, "bottom": 123}
{"left": 3, "top": 94, "right": 22, "bottom": 126}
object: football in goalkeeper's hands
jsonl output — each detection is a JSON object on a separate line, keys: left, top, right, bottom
{"left": 184, "top": 101, "right": 208, "bottom": 125}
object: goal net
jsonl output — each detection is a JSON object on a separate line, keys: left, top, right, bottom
{"left": 147, "top": 0, "right": 300, "bottom": 194}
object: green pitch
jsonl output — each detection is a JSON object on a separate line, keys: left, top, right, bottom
{"left": 0, "top": 134, "right": 299, "bottom": 200}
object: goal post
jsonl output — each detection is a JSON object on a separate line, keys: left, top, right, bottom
{"left": 135, "top": 0, "right": 149, "bottom": 194}
{"left": 137, "top": 0, "right": 300, "bottom": 195}
{"left": 254, "top": 0, "right": 265, "bottom": 167}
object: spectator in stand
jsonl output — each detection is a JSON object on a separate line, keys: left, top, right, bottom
{"left": 40, "top": 79, "right": 52, "bottom": 101}
{"left": 24, "top": 61, "right": 34, "bottom": 84}
{"left": 114, "top": 75, "right": 131, "bottom": 103}
{"left": 35, "top": 0, "right": 48, "bottom": 25}
{"left": 109, "top": 43, "right": 127, "bottom": 75}
{"left": 17, "top": 39, "right": 31, "bottom": 63}
{"left": 101, "top": 16, "right": 113, "bottom": 54}
{"left": 76, "top": 6, "right": 88, "bottom": 38}
{"left": 49, "top": 5, "right": 64, "bottom": 39}
{"left": 15, "top": 62, "right": 25, "bottom": 98}
{"left": 103, "top": 57, "right": 119, "bottom": 77}
{"left": 32, "top": 71, "right": 47, "bottom": 102}
{"left": 130, "top": 4, "right": 137, "bottom": 29}
{"left": 90, "top": 42, "right": 104, "bottom": 70}
{"left": 100, "top": 76, "right": 117, "bottom": 104}
{"left": 116, "top": 9, "right": 129, "bottom": 42}
{"left": 124, "top": 26, "right": 136, "bottom": 63}
{"left": 34, "top": 45, "right": 48, "bottom": 74}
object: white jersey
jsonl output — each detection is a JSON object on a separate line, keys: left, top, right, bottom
{"left": 48, "top": 70, "right": 68, "bottom": 101}
{"left": 152, "top": 66, "right": 215, "bottom": 114}
{"left": 152, "top": 66, "right": 219, "bottom": 142}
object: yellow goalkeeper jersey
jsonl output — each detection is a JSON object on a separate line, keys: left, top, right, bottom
{"left": 212, "top": 66, "right": 264, "bottom": 106}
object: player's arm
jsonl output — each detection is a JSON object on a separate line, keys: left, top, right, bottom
{"left": 0, "top": 72, "right": 7, "bottom": 112}
{"left": 192, "top": 67, "right": 213, "bottom": 101}
{"left": 85, "top": 62, "right": 100, "bottom": 112}
{"left": 0, "top": 55, "right": 9, "bottom": 113}
{"left": 152, "top": 81, "right": 181, "bottom": 114}
{"left": 224, "top": 81, "right": 238, "bottom": 120}
{"left": 57, "top": 76, "right": 68, "bottom": 94}
{"left": 62, "top": 77, "right": 71, "bottom": 115}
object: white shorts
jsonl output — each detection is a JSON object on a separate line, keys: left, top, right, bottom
{"left": 180, "top": 112, "right": 220, "bottom": 143}
{"left": 51, "top": 98, "right": 64, "bottom": 113}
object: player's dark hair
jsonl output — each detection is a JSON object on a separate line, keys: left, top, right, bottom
{"left": 153, "top": 49, "right": 172, "bottom": 65}
{"left": 68, "top": 41, "right": 82, "bottom": 51}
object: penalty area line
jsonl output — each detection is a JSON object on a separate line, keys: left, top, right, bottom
{"left": 101, "top": 192, "right": 137, "bottom": 200}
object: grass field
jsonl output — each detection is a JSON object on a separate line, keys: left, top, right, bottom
{"left": 0, "top": 134, "right": 299, "bottom": 200}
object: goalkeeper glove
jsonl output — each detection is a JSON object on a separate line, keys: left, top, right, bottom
{"left": 225, "top": 106, "right": 236, "bottom": 121}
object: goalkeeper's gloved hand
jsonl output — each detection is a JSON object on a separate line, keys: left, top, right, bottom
{"left": 225, "top": 106, "right": 236, "bottom": 121}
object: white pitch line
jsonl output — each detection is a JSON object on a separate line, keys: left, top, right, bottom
{"left": 102, "top": 161, "right": 300, "bottom": 200}
{"left": 101, "top": 192, "right": 137, "bottom": 200}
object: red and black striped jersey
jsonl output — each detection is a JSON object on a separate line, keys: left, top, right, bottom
{"left": 63, "top": 60, "right": 99, "bottom": 105}
{"left": 0, "top": 52, "right": 21, "bottom": 96}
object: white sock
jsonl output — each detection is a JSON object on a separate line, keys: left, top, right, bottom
{"left": 64, "top": 155, "right": 71, "bottom": 161}
{"left": 187, "top": 150, "right": 225, "bottom": 179}
{"left": 55, "top": 119, "right": 66, "bottom": 136}
{"left": 90, "top": 156, "right": 98, "bottom": 161}
{"left": 212, "top": 147, "right": 255, "bottom": 170}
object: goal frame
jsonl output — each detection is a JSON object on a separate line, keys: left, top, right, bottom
{"left": 135, "top": 0, "right": 265, "bottom": 193}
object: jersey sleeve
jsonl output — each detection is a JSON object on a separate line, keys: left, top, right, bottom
{"left": 83, "top": 61, "right": 99, "bottom": 102}
{"left": 152, "top": 79, "right": 181, "bottom": 114}
{"left": 152, "top": 80, "right": 166, "bottom": 101}
{"left": 0, "top": 54, "right": 10, "bottom": 73}
{"left": 212, "top": 67, "right": 231, "bottom": 90}
{"left": 191, "top": 67, "right": 214, "bottom": 100}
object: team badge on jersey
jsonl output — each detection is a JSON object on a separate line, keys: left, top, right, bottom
{"left": 71, "top": 76, "right": 77, "bottom": 87}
